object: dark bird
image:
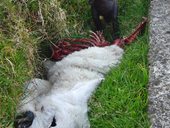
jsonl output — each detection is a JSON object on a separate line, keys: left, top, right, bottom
{"left": 89, "top": 0, "right": 120, "bottom": 40}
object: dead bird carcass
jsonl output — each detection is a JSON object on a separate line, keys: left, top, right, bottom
{"left": 14, "top": 18, "right": 147, "bottom": 128}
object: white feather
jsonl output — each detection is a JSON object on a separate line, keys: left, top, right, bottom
{"left": 17, "top": 45, "right": 124, "bottom": 128}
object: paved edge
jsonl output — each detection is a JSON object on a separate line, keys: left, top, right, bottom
{"left": 149, "top": 0, "right": 170, "bottom": 127}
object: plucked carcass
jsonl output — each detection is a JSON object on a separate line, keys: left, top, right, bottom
{"left": 14, "top": 18, "right": 147, "bottom": 128}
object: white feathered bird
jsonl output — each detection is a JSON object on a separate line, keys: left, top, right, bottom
{"left": 14, "top": 18, "right": 147, "bottom": 128}
{"left": 14, "top": 44, "right": 123, "bottom": 128}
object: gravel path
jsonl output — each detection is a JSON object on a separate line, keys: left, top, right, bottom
{"left": 149, "top": 0, "right": 170, "bottom": 127}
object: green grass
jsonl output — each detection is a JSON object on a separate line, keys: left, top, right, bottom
{"left": 0, "top": 36, "right": 29, "bottom": 127}
{"left": 0, "top": 0, "right": 150, "bottom": 127}
{"left": 89, "top": 36, "right": 149, "bottom": 128}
